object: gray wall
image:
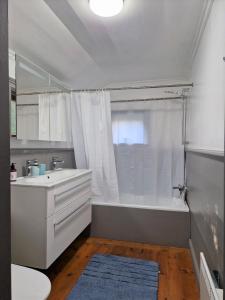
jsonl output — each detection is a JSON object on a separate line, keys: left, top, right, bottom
{"left": 186, "top": 151, "right": 224, "bottom": 287}
{"left": 11, "top": 149, "right": 75, "bottom": 176}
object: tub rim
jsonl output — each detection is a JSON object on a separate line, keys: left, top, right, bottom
{"left": 91, "top": 199, "right": 189, "bottom": 213}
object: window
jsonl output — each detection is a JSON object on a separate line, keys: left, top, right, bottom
{"left": 112, "top": 111, "right": 147, "bottom": 145}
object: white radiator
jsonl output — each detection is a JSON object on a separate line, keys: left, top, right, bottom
{"left": 200, "top": 253, "right": 223, "bottom": 300}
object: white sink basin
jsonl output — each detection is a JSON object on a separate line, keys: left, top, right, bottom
{"left": 11, "top": 168, "right": 92, "bottom": 268}
{"left": 11, "top": 169, "right": 91, "bottom": 188}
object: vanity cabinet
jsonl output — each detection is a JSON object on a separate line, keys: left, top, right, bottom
{"left": 11, "top": 169, "right": 92, "bottom": 269}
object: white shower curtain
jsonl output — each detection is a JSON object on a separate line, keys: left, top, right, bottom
{"left": 71, "top": 91, "right": 119, "bottom": 203}
{"left": 17, "top": 105, "right": 39, "bottom": 140}
{"left": 39, "top": 93, "right": 71, "bottom": 141}
{"left": 111, "top": 99, "right": 184, "bottom": 206}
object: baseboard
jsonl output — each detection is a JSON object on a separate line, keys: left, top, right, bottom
{"left": 189, "top": 238, "right": 200, "bottom": 284}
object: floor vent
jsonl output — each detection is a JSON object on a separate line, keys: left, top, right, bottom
{"left": 200, "top": 253, "right": 223, "bottom": 300}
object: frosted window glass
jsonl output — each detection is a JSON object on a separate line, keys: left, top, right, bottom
{"left": 112, "top": 111, "right": 147, "bottom": 145}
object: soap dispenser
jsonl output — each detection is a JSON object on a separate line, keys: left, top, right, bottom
{"left": 10, "top": 163, "right": 17, "bottom": 182}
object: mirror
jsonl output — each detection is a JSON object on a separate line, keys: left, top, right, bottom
{"left": 10, "top": 78, "right": 16, "bottom": 137}
{"left": 9, "top": 50, "right": 16, "bottom": 137}
{"left": 14, "top": 54, "right": 71, "bottom": 142}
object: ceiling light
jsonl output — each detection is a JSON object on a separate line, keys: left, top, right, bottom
{"left": 89, "top": 0, "right": 123, "bottom": 17}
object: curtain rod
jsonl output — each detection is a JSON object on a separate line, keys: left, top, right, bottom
{"left": 111, "top": 96, "right": 183, "bottom": 103}
{"left": 16, "top": 96, "right": 184, "bottom": 107}
{"left": 17, "top": 83, "right": 193, "bottom": 96}
{"left": 17, "top": 91, "right": 71, "bottom": 96}
{"left": 72, "top": 83, "right": 193, "bottom": 92}
{"left": 16, "top": 103, "right": 38, "bottom": 107}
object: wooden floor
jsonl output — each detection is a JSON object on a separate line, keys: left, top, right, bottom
{"left": 45, "top": 236, "right": 199, "bottom": 300}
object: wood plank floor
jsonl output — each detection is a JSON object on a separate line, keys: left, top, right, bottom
{"left": 45, "top": 236, "right": 199, "bottom": 300}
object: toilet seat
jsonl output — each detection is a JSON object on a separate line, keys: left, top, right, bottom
{"left": 11, "top": 264, "right": 51, "bottom": 300}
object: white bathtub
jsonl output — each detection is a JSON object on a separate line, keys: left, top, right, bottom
{"left": 92, "top": 196, "right": 189, "bottom": 212}
{"left": 91, "top": 196, "right": 190, "bottom": 247}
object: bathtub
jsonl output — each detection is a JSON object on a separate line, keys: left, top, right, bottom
{"left": 93, "top": 196, "right": 189, "bottom": 212}
{"left": 90, "top": 196, "right": 190, "bottom": 248}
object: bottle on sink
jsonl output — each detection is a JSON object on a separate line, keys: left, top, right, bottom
{"left": 10, "top": 163, "right": 17, "bottom": 182}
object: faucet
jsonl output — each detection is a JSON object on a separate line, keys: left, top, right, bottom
{"left": 51, "top": 157, "right": 64, "bottom": 170}
{"left": 173, "top": 184, "right": 188, "bottom": 199}
{"left": 25, "top": 159, "right": 39, "bottom": 176}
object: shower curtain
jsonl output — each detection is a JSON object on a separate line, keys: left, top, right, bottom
{"left": 111, "top": 99, "right": 184, "bottom": 206}
{"left": 17, "top": 104, "right": 39, "bottom": 140}
{"left": 70, "top": 91, "right": 119, "bottom": 203}
{"left": 39, "top": 93, "right": 71, "bottom": 141}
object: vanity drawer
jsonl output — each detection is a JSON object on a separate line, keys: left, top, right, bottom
{"left": 50, "top": 200, "right": 91, "bottom": 264}
{"left": 54, "top": 194, "right": 91, "bottom": 226}
{"left": 54, "top": 180, "right": 92, "bottom": 213}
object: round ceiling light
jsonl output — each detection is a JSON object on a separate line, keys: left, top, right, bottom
{"left": 89, "top": 0, "right": 124, "bottom": 17}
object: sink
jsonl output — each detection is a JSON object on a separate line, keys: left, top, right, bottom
{"left": 11, "top": 168, "right": 92, "bottom": 269}
{"left": 11, "top": 169, "right": 91, "bottom": 187}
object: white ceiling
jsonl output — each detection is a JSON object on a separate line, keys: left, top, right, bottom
{"left": 9, "top": 0, "right": 205, "bottom": 89}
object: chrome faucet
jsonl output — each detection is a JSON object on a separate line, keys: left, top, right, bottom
{"left": 173, "top": 184, "right": 188, "bottom": 199}
{"left": 51, "top": 157, "right": 64, "bottom": 170}
{"left": 25, "top": 159, "right": 39, "bottom": 176}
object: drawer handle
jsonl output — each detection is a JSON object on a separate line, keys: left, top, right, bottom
{"left": 54, "top": 201, "right": 90, "bottom": 227}
{"left": 55, "top": 181, "right": 91, "bottom": 203}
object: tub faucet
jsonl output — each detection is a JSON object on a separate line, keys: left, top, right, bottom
{"left": 173, "top": 184, "right": 188, "bottom": 199}
{"left": 51, "top": 156, "right": 64, "bottom": 170}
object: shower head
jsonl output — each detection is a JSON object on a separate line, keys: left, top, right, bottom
{"left": 164, "top": 87, "right": 191, "bottom": 97}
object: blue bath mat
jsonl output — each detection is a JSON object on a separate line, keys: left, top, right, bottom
{"left": 67, "top": 254, "right": 159, "bottom": 300}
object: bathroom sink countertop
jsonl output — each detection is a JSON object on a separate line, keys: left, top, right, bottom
{"left": 11, "top": 169, "right": 92, "bottom": 188}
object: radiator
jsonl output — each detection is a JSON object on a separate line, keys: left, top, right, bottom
{"left": 200, "top": 253, "right": 223, "bottom": 300}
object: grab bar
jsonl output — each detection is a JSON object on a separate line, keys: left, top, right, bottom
{"left": 182, "top": 95, "right": 187, "bottom": 145}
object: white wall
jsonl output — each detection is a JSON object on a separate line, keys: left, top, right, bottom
{"left": 186, "top": 0, "right": 225, "bottom": 152}
{"left": 9, "top": 49, "right": 15, "bottom": 79}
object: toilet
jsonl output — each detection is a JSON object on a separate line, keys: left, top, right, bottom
{"left": 11, "top": 264, "right": 51, "bottom": 300}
